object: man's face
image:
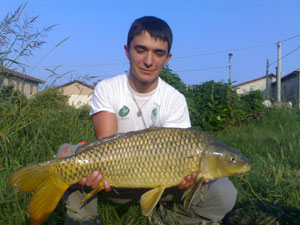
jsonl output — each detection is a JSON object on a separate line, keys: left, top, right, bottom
{"left": 125, "top": 31, "right": 172, "bottom": 87}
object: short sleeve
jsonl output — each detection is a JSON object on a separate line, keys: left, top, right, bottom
{"left": 162, "top": 93, "right": 191, "bottom": 128}
{"left": 89, "top": 80, "right": 115, "bottom": 116}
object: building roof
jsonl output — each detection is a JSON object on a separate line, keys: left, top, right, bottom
{"left": 232, "top": 74, "right": 276, "bottom": 88}
{"left": 281, "top": 68, "right": 300, "bottom": 81}
{"left": 2, "top": 67, "right": 45, "bottom": 83}
{"left": 56, "top": 80, "right": 94, "bottom": 89}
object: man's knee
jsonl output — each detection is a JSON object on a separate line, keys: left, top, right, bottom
{"left": 191, "top": 178, "right": 237, "bottom": 221}
{"left": 64, "top": 190, "right": 100, "bottom": 225}
{"left": 207, "top": 178, "right": 237, "bottom": 213}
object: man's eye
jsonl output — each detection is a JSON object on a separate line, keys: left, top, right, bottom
{"left": 156, "top": 52, "right": 165, "bottom": 57}
{"left": 135, "top": 48, "right": 145, "bottom": 53}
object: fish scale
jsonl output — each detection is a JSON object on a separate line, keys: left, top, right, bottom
{"left": 8, "top": 127, "right": 251, "bottom": 225}
{"left": 54, "top": 128, "right": 201, "bottom": 187}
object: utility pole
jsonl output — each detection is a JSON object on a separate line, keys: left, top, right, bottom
{"left": 228, "top": 53, "right": 233, "bottom": 86}
{"left": 276, "top": 42, "right": 281, "bottom": 102}
{"left": 265, "top": 58, "right": 269, "bottom": 99}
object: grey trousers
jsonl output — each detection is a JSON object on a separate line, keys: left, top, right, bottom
{"left": 57, "top": 144, "right": 237, "bottom": 225}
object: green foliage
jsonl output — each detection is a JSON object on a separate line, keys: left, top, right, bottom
{"left": 0, "top": 84, "right": 27, "bottom": 106}
{"left": 239, "top": 89, "right": 265, "bottom": 115}
{"left": 1, "top": 93, "right": 299, "bottom": 224}
{"left": 216, "top": 108, "right": 300, "bottom": 225}
{"left": 160, "top": 65, "right": 187, "bottom": 95}
{"left": 0, "top": 91, "right": 94, "bottom": 224}
{"left": 159, "top": 69, "right": 266, "bottom": 132}
{"left": 189, "top": 81, "right": 266, "bottom": 131}
{"left": 29, "top": 88, "right": 69, "bottom": 110}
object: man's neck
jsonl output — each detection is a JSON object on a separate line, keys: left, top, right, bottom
{"left": 128, "top": 75, "right": 159, "bottom": 94}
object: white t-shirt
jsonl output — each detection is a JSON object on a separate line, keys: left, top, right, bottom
{"left": 90, "top": 73, "right": 191, "bottom": 133}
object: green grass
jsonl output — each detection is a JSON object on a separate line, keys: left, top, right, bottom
{"left": 216, "top": 108, "right": 300, "bottom": 225}
{"left": 0, "top": 91, "right": 299, "bottom": 224}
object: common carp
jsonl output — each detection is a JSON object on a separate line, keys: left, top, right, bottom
{"left": 8, "top": 128, "right": 251, "bottom": 225}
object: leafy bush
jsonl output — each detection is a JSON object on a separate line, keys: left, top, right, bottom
{"left": 189, "top": 81, "right": 265, "bottom": 131}
{"left": 239, "top": 90, "right": 265, "bottom": 118}
{"left": 160, "top": 66, "right": 188, "bottom": 95}
{"left": 160, "top": 68, "right": 266, "bottom": 132}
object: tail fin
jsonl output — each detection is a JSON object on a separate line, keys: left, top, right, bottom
{"left": 8, "top": 161, "right": 69, "bottom": 225}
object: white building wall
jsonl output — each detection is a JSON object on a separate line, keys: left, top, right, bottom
{"left": 234, "top": 79, "right": 267, "bottom": 95}
{"left": 0, "top": 76, "right": 38, "bottom": 98}
{"left": 68, "top": 94, "right": 92, "bottom": 108}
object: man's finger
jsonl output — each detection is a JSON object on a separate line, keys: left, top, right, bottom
{"left": 185, "top": 175, "right": 191, "bottom": 182}
{"left": 79, "top": 177, "right": 87, "bottom": 186}
{"left": 104, "top": 180, "right": 111, "bottom": 192}
{"left": 86, "top": 171, "right": 99, "bottom": 186}
{"left": 91, "top": 174, "right": 103, "bottom": 189}
{"left": 191, "top": 173, "right": 197, "bottom": 180}
{"left": 178, "top": 180, "right": 186, "bottom": 190}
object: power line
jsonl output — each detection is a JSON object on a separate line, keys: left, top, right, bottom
{"left": 174, "top": 66, "right": 228, "bottom": 73}
{"left": 172, "top": 43, "right": 275, "bottom": 60}
{"left": 269, "top": 45, "right": 300, "bottom": 66}
{"left": 173, "top": 33, "right": 300, "bottom": 60}
{"left": 280, "top": 33, "right": 300, "bottom": 42}
{"left": 26, "top": 33, "right": 300, "bottom": 69}
{"left": 33, "top": 61, "right": 129, "bottom": 69}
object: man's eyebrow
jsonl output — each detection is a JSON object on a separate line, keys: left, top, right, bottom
{"left": 134, "top": 45, "right": 148, "bottom": 50}
{"left": 153, "top": 49, "right": 167, "bottom": 54}
{"left": 134, "top": 45, "right": 167, "bottom": 54}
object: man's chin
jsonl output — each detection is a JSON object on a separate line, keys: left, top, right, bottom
{"left": 139, "top": 75, "right": 159, "bottom": 84}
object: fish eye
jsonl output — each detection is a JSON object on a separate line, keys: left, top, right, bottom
{"left": 229, "top": 155, "right": 236, "bottom": 163}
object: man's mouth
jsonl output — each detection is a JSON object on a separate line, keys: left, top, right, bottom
{"left": 140, "top": 68, "right": 154, "bottom": 74}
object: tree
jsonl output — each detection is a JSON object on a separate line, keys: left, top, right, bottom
{"left": 160, "top": 65, "right": 188, "bottom": 95}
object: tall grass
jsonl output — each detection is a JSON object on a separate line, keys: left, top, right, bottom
{"left": 0, "top": 90, "right": 299, "bottom": 224}
{"left": 217, "top": 108, "right": 300, "bottom": 225}
{"left": 0, "top": 89, "right": 95, "bottom": 225}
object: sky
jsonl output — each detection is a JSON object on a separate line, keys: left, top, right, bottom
{"left": 2, "top": 0, "right": 300, "bottom": 87}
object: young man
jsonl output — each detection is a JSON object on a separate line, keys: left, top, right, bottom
{"left": 62, "top": 16, "right": 237, "bottom": 225}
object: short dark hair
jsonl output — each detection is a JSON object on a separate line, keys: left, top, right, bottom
{"left": 127, "top": 16, "right": 173, "bottom": 53}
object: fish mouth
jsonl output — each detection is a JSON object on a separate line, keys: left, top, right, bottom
{"left": 242, "top": 163, "right": 251, "bottom": 173}
{"left": 234, "top": 163, "right": 251, "bottom": 175}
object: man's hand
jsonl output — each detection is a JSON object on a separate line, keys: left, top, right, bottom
{"left": 177, "top": 173, "right": 209, "bottom": 190}
{"left": 178, "top": 173, "right": 197, "bottom": 189}
{"left": 79, "top": 171, "right": 111, "bottom": 191}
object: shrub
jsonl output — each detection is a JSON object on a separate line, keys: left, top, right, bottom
{"left": 189, "top": 81, "right": 265, "bottom": 131}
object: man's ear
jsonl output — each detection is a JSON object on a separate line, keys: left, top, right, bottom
{"left": 124, "top": 45, "right": 129, "bottom": 58}
{"left": 164, "top": 53, "right": 172, "bottom": 66}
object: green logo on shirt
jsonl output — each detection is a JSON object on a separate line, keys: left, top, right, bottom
{"left": 152, "top": 108, "right": 157, "bottom": 117}
{"left": 119, "top": 106, "right": 130, "bottom": 117}
{"left": 150, "top": 104, "right": 160, "bottom": 128}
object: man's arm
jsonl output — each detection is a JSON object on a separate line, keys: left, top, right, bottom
{"left": 92, "top": 111, "right": 118, "bottom": 139}
{"left": 79, "top": 111, "right": 117, "bottom": 191}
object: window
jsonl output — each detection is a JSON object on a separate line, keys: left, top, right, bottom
{"left": 30, "top": 84, "right": 33, "bottom": 94}
{"left": 16, "top": 81, "right": 20, "bottom": 90}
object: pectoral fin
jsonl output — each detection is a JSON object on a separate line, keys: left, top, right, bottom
{"left": 140, "top": 187, "right": 165, "bottom": 216}
{"left": 80, "top": 182, "right": 104, "bottom": 204}
{"left": 181, "top": 177, "right": 204, "bottom": 211}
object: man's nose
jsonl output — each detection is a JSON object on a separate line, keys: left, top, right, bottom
{"left": 144, "top": 52, "right": 153, "bottom": 67}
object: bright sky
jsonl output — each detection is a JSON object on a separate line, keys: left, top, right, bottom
{"left": 2, "top": 0, "right": 300, "bottom": 87}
